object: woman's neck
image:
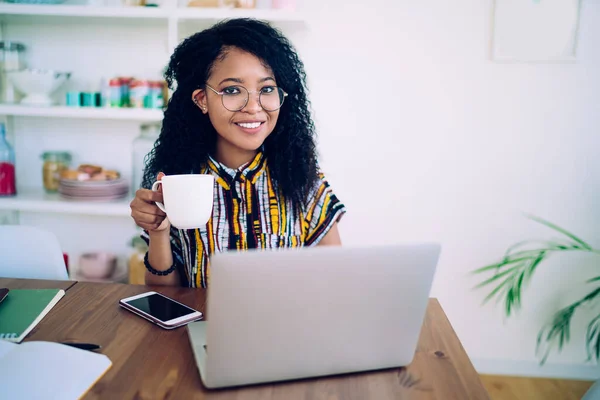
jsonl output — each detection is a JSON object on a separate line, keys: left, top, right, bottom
{"left": 214, "top": 140, "right": 258, "bottom": 170}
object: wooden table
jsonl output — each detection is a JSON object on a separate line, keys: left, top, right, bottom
{"left": 0, "top": 278, "right": 490, "bottom": 400}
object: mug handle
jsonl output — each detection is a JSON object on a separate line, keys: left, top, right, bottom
{"left": 151, "top": 181, "right": 167, "bottom": 213}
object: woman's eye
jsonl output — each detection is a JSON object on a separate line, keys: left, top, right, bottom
{"left": 261, "top": 86, "right": 276, "bottom": 94}
{"left": 223, "top": 86, "right": 241, "bottom": 95}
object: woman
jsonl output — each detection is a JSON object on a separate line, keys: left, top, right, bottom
{"left": 130, "top": 18, "right": 346, "bottom": 288}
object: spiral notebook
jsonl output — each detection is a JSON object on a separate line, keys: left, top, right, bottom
{"left": 0, "top": 289, "right": 65, "bottom": 343}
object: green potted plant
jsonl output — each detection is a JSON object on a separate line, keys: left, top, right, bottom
{"left": 473, "top": 214, "right": 600, "bottom": 366}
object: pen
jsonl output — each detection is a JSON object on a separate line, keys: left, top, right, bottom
{"left": 60, "top": 342, "right": 101, "bottom": 351}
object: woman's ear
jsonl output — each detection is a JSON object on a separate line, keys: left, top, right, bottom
{"left": 192, "top": 89, "right": 208, "bottom": 114}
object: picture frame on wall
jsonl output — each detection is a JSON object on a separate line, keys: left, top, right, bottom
{"left": 491, "top": 0, "right": 582, "bottom": 63}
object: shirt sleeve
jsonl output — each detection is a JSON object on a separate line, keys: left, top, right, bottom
{"left": 140, "top": 227, "right": 189, "bottom": 287}
{"left": 303, "top": 173, "right": 347, "bottom": 246}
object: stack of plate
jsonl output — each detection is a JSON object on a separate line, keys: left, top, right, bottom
{"left": 58, "top": 179, "right": 129, "bottom": 201}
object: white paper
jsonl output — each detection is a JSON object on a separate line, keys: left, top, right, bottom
{"left": 0, "top": 339, "right": 16, "bottom": 359}
{"left": 0, "top": 341, "right": 112, "bottom": 400}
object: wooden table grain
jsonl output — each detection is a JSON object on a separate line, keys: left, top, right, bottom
{"left": 17, "top": 280, "right": 489, "bottom": 399}
{"left": 0, "top": 277, "right": 77, "bottom": 291}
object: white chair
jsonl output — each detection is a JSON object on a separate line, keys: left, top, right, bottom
{"left": 0, "top": 225, "right": 69, "bottom": 280}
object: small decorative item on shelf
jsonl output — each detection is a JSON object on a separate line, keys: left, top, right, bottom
{"left": 0, "top": 123, "right": 16, "bottom": 197}
{"left": 74, "top": 251, "right": 129, "bottom": 283}
{"left": 79, "top": 252, "right": 117, "bottom": 279}
{"left": 0, "top": 42, "right": 26, "bottom": 104}
{"left": 108, "top": 78, "right": 123, "bottom": 107}
{"left": 129, "top": 79, "right": 150, "bottom": 108}
{"left": 65, "top": 91, "right": 102, "bottom": 107}
{"left": 122, "top": 0, "right": 143, "bottom": 6}
{"left": 41, "top": 151, "right": 72, "bottom": 193}
{"left": 128, "top": 235, "right": 148, "bottom": 285}
{"left": 118, "top": 77, "right": 134, "bottom": 107}
{"left": 58, "top": 163, "right": 129, "bottom": 201}
{"left": 218, "top": 0, "right": 236, "bottom": 8}
{"left": 97, "top": 76, "right": 166, "bottom": 109}
{"left": 66, "top": 76, "right": 165, "bottom": 110}
{"left": 236, "top": 0, "right": 255, "bottom": 8}
{"left": 187, "top": 0, "right": 219, "bottom": 6}
{"left": 8, "top": 69, "right": 71, "bottom": 106}
{"left": 147, "top": 81, "right": 164, "bottom": 109}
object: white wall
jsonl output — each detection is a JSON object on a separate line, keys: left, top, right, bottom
{"left": 297, "top": 0, "right": 600, "bottom": 379}
{"left": 5, "top": 0, "right": 600, "bottom": 379}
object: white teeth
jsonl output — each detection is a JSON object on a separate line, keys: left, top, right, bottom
{"left": 237, "top": 122, "right": 261, "bottom": 129}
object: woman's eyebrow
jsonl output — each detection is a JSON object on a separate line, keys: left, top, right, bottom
{"left": 218, "top": 77, "right": 244, "bottom": 85}
{"left": 217, "top": 77, "right": 275, "bottom": 85}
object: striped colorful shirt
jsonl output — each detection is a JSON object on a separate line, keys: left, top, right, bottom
{"left": 141, "top": 151, "right": 346, "bottom": 288}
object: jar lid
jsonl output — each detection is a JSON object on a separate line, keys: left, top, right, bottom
{"left": 0, "top": 42, "right": 25, "bottom": 51}
{"left": 41, "top": 151, "right": 72, "bottom": 160}
{"left": 140, "top": 124, "right": 161, "bottom": 137}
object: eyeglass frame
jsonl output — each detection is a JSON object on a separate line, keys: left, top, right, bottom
{"left": 204, "top": 83, "right": 288, "bottom": 112}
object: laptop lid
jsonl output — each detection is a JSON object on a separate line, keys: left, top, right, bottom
{"left": 200, "top": 243, "right": 441, "bottom": 388}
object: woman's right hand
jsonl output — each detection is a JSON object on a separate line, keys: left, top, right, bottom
{"left": 130, "top": 172, "right": 170, "bottom": 233}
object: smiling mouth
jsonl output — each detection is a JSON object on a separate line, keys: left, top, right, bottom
{"left": 235, "top": 122, "right": 265, "bottom": 129}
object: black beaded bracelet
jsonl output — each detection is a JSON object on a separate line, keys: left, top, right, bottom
{"left": 144, "top": 252, "right": 177, "bottom": 276}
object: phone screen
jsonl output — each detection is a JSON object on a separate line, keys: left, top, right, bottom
{"left": 125, "top": 293, "right": 197, "bottom": 322}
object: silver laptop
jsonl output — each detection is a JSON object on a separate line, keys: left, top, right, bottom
{"left": 187, "top": 243, "right": 441, "bottom": 389}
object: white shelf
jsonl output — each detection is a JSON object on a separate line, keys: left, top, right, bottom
{"left": 0, "top": 104, "right": 163, "bottom": 122}
{"left": 175, "top": 7, "right": 305, "bottom": 23}
{"left": 0, "top": 4, "right": 305, "bottom": 23}
{"left": 0, "top": 187, "right": 132, "bottom": 217}
{"left": 0, "top": 4, "right": 169, "bottom": 18}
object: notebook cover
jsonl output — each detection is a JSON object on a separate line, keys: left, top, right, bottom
{"left": 0, "top": 289, "right": 65, "bottom": 343}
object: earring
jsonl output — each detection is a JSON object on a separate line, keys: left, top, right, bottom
{"left": 202, "top": 106, "right": 207, "bottom": 112}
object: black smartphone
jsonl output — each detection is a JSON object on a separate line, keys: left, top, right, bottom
{"left": 0, "top": 288, "right": 9, "bottom": 305}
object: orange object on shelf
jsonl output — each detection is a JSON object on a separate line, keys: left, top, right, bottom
{"left": 187, "top": 0, "right": 219, "bottom": 6}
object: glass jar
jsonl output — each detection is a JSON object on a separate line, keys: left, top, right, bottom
{"left": 0, "top": 42, "right": 25, "bottom": 104}
{"left": 128, "top": 235, "right": 148, "bottom": 285}
{"left": 42, "top": 151, "right": 72, "bottom": 192}
{"left": 0, "top": 123, "right": 16, "bottom": 196}
{"left": 132, "top": 124, "right": 160, "bottom": 194}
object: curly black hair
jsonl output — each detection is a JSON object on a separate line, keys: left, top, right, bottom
{"left": 142, "top": 18, "right": 319, "bottom": 205}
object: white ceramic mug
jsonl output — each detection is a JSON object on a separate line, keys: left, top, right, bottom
{"left": 151, "top": 174, "right": 215, "bottom": 230}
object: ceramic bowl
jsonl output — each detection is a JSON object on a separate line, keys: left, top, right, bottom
{"left": 7, "top": 69, "right": 71, "bottom": 106}
{"left": 78, "top": 252, "right": 117, "bottom": 279}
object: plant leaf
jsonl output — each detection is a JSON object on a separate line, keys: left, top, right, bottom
{"left": 525, "top": 214, "right": 592, "bottom": 250}
{"left": 596, "top": 329, "right": 600, "bottom": 362}
{"left": 473, "top": 265, "right": 521, "bottom": 289}
{"left": 472, "top": 257, "right": 534, "bottom": 274}
{"left": 514, "top": 270, "right": 525, "bottom": 310}
{"left": 523, "top": 251, "right": 546, "bottom": 286}
{"left": 506, "top": 287, "right": 515, "bottom": 316}
{"left": 585, "top": 313, "right": 600, "bottom": 361}
{"left": 536, "top": 287, "right": 600, "bottom": 364}
{"left": 482, "top": 274, "right": 520, "bottom": 305}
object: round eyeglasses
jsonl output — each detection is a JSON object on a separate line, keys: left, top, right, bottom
{"left": 205, "top": 83, "right": 288, "bottom": 112}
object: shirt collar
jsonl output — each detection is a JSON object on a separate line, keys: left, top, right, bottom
{"left": 207, "top": 150, "right": 266, "bottom": 182}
